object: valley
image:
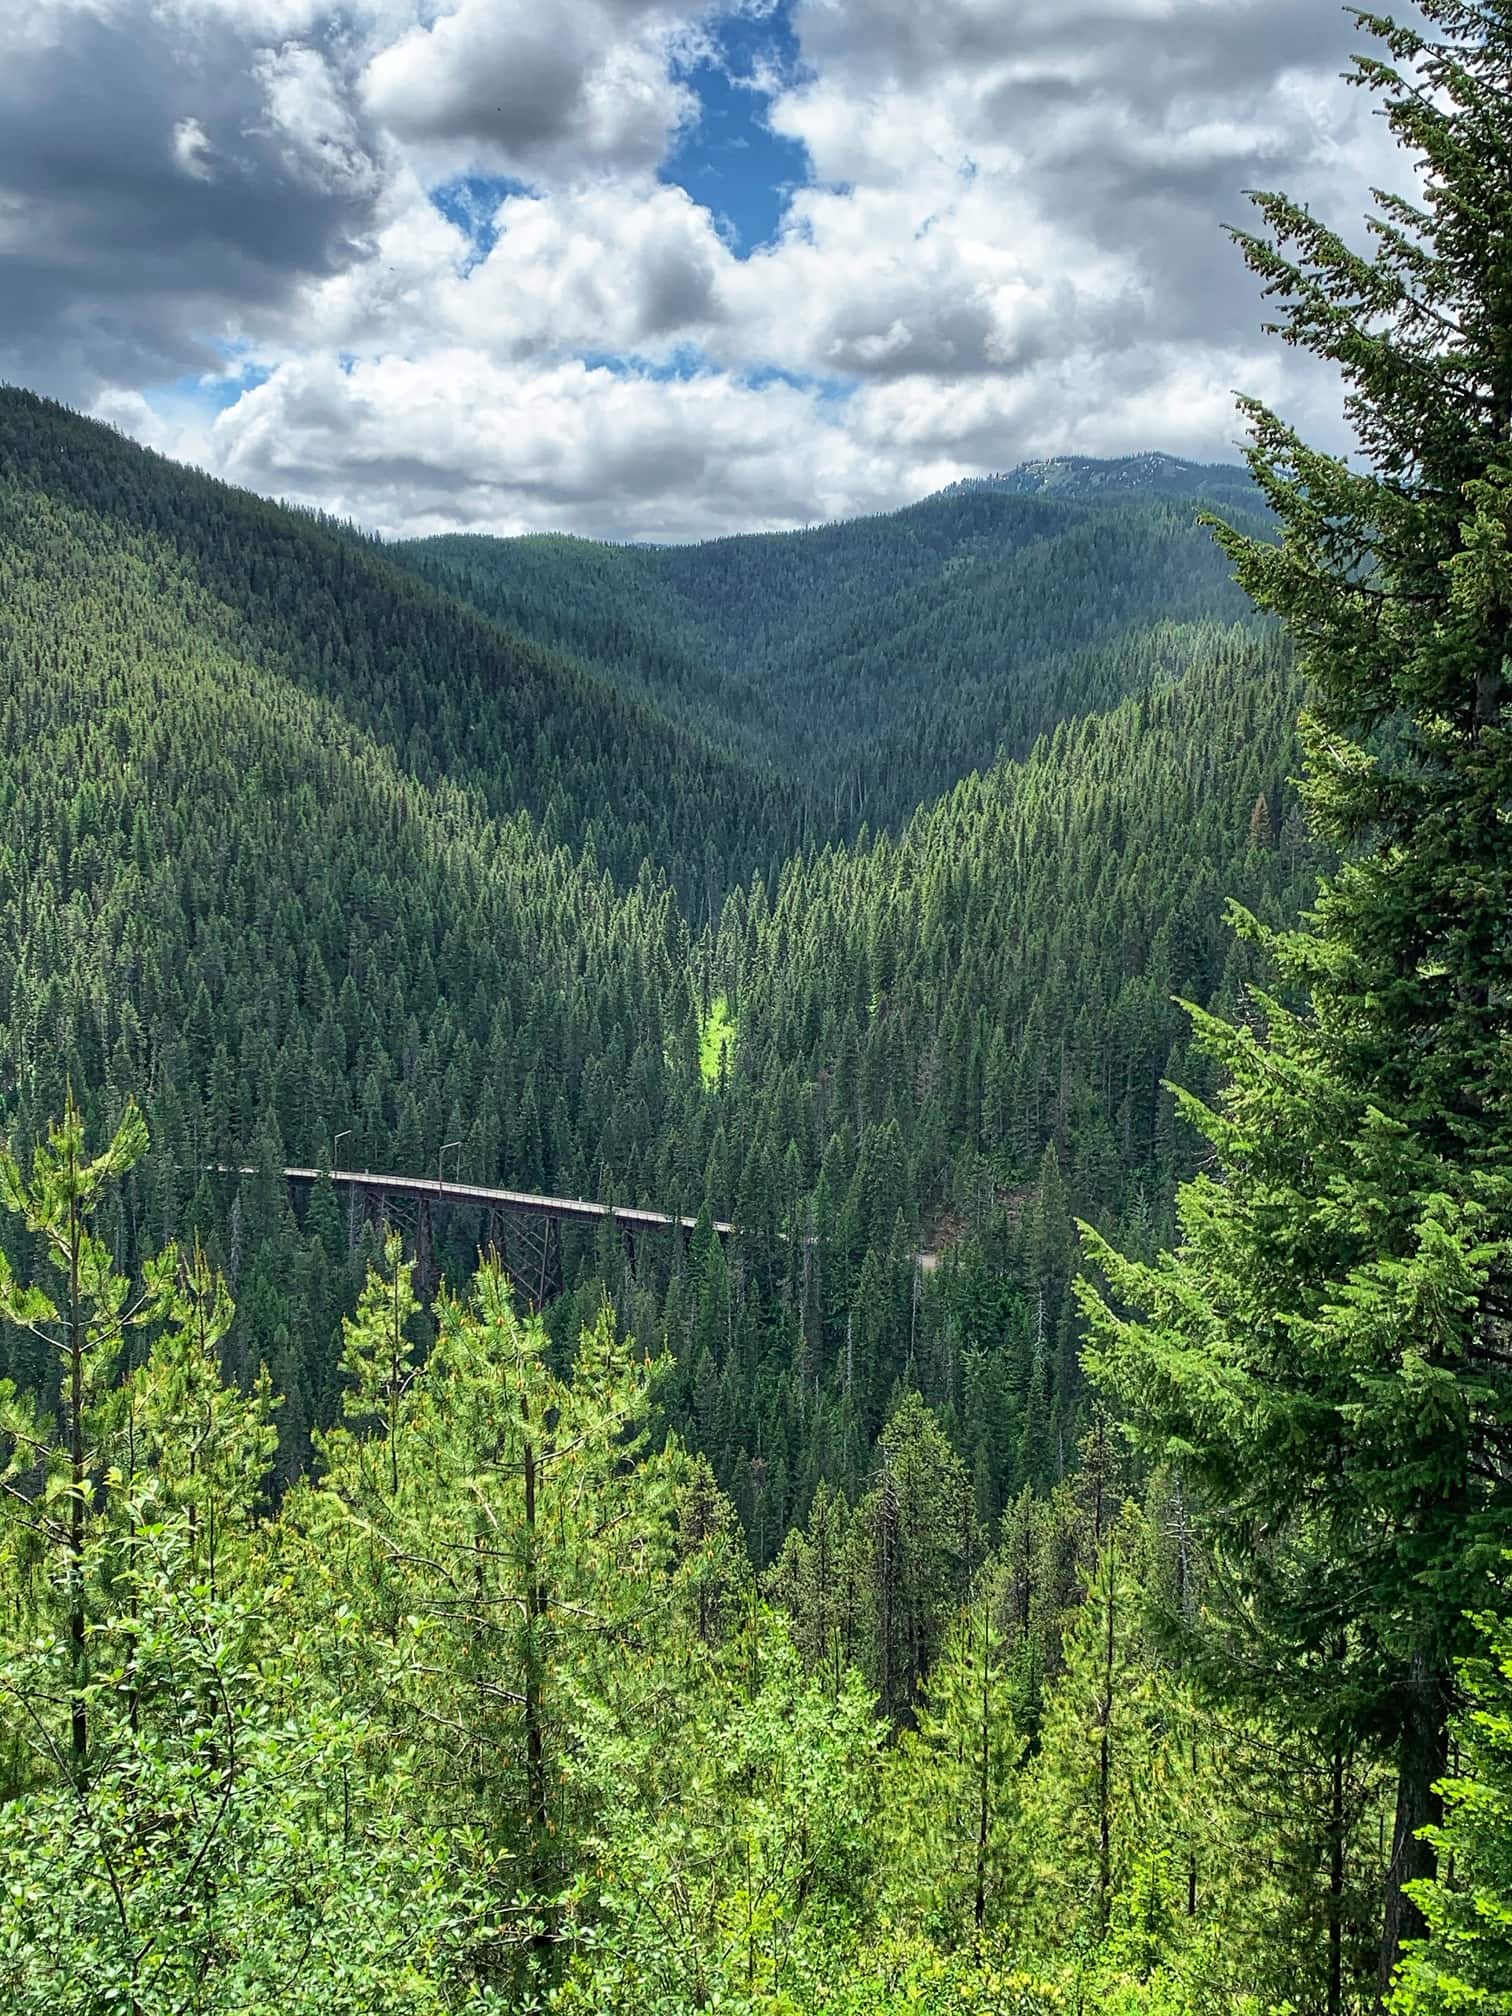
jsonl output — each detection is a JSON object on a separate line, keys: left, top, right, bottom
{"left": 0, "top": 387, "right": 1306, "bottom": 1527}
{"left": 2, "top": 23, "right": 1510, "bottom": 1994}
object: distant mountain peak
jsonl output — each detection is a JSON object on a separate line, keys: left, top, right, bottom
{"left": 938, "top": 451, "right": 1256, "bottom": 506}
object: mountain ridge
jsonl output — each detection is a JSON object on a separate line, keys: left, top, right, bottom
{"left": 397, "top": 468, "right": 1270, "bottom": 833}
{"left": 935, "top": 449, "right": 1259, "bottom": 509}
{"left": 0, "top": 387, "right": 1305, "bottom": 1525}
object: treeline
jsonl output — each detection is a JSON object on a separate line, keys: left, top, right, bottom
{"left": 639, "top": 622, "right": 1311, "bottom": 1550}
{"left": 2, "top": 3, "right": 1510, "bottom": 2010}
{"left": 0, "top": 387, "right": 805, "bottom": 910}
{"left": 2, "top": 1109, "right": 1501, "bottom": 2012}
{"left": 946, "top": 450, "right": 1262, "bottom": 510}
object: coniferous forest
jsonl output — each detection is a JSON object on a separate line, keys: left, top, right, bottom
{"left": 2, "top": 5, "right": 1511, "bottom": 2011}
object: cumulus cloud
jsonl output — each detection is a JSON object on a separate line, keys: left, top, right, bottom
{"left": 756, "top": 0, "right": 1403, "bottom": 374}
{"left": 362, "top": 0, "right": 699, "bottom": 181}
{"left": 442, "top": 181, "right": 727, "bottom": 352}
{"left": 190, "top": 348, "right": 903, "bottom": 541}
{"left": 172, "top": 117, "right": 215, "bottom": 182}
{"left": 254, "top": 40, "right": 387, "bottom": 197}
{"left": 0, "top": 0, "right": 394, "bottom": 398}
{"left": 0, "top": 0, "right": 1418, "bottom": 537}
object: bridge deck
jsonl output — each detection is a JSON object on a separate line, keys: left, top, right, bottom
{"left": 261, "top": 1167, "right": 732, "bottom": 1238}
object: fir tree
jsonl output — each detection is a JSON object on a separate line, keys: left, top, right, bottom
{"left": 1082, "top": 4, "right": 1512, "bottom": 1988}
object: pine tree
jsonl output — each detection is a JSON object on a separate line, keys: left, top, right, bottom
{"left": 884, "top": 1575, "right": 1024, "bottom": 1944}
{"left": 0, "top": 1096, "right": 162, "bottom": 1777}
{"left": 1082, "top": 5, "right": 1512, "bottom": 1988}
{"left": 862, "top": 1394, "right": 977, "bottom": 1725}
{"left": 129, "top": 1241, "right": 278, "bottom": 1595}
{"left": 334, "top": 1230, "right": 424, "bottom": 1502}
{"left": 1009, "top": 1501, "right": 1187, "bottom": 1969}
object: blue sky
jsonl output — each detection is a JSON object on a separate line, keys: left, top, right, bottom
{"left": 429, "top": 175, "right": 529, "bottom": 268}
{"left": 662, "top": 4, "right": 809, "bottom": 254}
{"left": 426, "top": 7, "right": 811, "bottom": 267}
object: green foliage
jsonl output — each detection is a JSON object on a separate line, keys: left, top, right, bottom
{"left": 0, "top": 1105, "right": 1407, "bottom": 2012}
{"left": 1080, "top": 0, "right": 1512, "bottom": 1993}
{"left": 882, "top": 1583, "right": 1025, "bottom": 1943}
{"left": 332, "top": 1229, "right": 425, "bottom": 1498}
{"left": 0, "top": 388, "right": 798, "bottom": 909}
{"left": 0, "top": 1095, "right": 167, "bottom": 1779}
{"left": 698, "top": 992, "right": 737, "bottom": 1089}
{"left": 558, "top": 1623, "right": 882, "bottom": 2014}
{"left": 0, "top": 1524, "right": 489, "bottom": 2016}
{"left": 1395, "top": 1589, "right": 1512, "bottom": 2012}
{"left": 0, "top": 375, "right": 1312, "bottom": 1512}
{"left": 10, "top": 16, "right": 1506, "bottom": 2002}
{"left": 403, "top": 474, "right": 1269, "bottom": 834}
{"left": 0, "top": 1110, "right": 497, "bottom": 2012}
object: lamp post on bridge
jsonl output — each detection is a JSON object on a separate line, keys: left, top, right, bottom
{"left": 331, "top": 1131, "right": 356, "bottom": 1257}
{"left": 438, "top": 1140, "right": 462, "bottom": 1195}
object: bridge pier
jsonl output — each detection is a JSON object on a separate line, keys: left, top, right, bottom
{"left": 486, "top": 1206, "right": 564, "bottom": 1311}
{"left": 357, "top": 1185, "right": 438, "bottom": 1297}
{"left": 241, "top": 1165, "right": 734, "bottom": 1317}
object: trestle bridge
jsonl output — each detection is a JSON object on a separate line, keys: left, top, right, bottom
{"left": 220, "top": 1165, "right": 732, "bottom": 1309}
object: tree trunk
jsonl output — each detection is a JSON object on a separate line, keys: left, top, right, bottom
{"left": 1377, "top": 1654, "right": 1449, "bottom": 1997}
{"left": 67, "top": 1181, "right": 87, "bottom": 1779}
{"left": 388, "top": 1260, "right": 402, "bottom": 1499}
{"left": 1328, "top": 1744, "right": 1345, "bottom": 2016}
{"left": 521, "top": 1410, "right": 548, "bottom": 1853}
{"left": 1097, "top": 1539, "right": 1116, "bottom": 1931}
{"left": 520, "top": 1395, "right": 557, "bottom": 1973}
{"left": 974, "top": 1600, "right": 991, "bottom": 1933}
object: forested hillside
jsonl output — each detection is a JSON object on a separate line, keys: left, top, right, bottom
{"left": 401, "top": 471, "right": 1269, "bottom": 829}
{"left": 652, "top": 622, "right": 1309, "bottom": 1548}
{"left": 0, "top": 412, "right": 696, "bottom": 1462}
{"left": 4, "top": 11, "right": 1512, "bottom": 2005}
{"left": 0, "top": 385, "right": 1308, "bottom": 1513}
{"left": 0, "top": 389, "right": 805, "bottom": 908}
{"left": 947, "top": 450, "right": 1262, "bottom": 508}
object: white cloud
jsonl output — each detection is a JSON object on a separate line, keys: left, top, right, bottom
{"left": 172, "top": 116, "right": 215, "bottom": 180}
{"left": 5, "top": 0, "right": 1419, "bottom": 537}
{"left": 361, "top": 0, "right": 699, "bottom": 181}
{"left": 253, "top": 41, "right": 387, "bottom": 196}
{"left": 193, "top": 347, "right": 904, "bottom": 541}
{"left": 442, "top": 179, "right": 727, "bottom": 351}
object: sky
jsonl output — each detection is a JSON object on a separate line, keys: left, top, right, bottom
{"left": 0, "top": 0, "right": 1409, "bottom": 541}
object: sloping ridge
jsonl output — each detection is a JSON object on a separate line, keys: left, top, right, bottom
{"left": 0, "top": 386, "right": 808, "bottom": 905}
{"left": 397, "top": 465, "right": 1270, "bottom": 832}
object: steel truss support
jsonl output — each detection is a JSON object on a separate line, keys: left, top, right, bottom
{"left": 356, "top": 1186, "right": 437, "bottom": 1297}
{"left": 486, "top": 1207, "right": 565, "bottom": 1311}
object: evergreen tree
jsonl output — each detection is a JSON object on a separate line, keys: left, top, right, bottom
{"left": 0, "top": 1097, "right": 161, "bottom": 1777}
{"left": 883, "top": 1576, "right": 1024, "bottom": 1944}
{"left": 1082, "top": 4, "right": 1512, "bottom": 1988}
{"left": 0, "top": 1109, "right": 493, "bottom": 2014}
{"left": 1395, "top": 1585, "right": 1512, "bottom": 2011}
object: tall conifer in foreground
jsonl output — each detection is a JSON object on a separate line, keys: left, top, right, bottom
{"left": 1080, "top": 2, "right": 1512, "bottom": 1995}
